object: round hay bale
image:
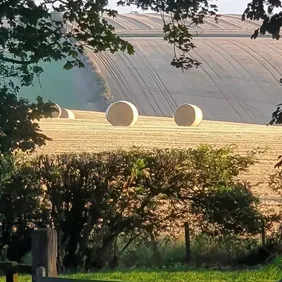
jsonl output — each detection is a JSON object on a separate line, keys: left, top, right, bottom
{"left": 51, "top": 103, "right": 62, "bottom": 119}
{"left": 106, "top": 101, "right": 138, "bottom": 126}
{"left": 174, "top": 104, "right": 203, "bottom": 127}
{"left": 60, "top": 108, "right": 75, "bottom": 119}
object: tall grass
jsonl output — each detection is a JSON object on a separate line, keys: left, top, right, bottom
{"left": 118, "top": 234, "right": 259, "bottom": 268}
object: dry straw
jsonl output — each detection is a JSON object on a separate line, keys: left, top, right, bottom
{"left": 174, "top": 104, "right": 203, "bottom": 127}
{"left": 106, "top": 101, "right": 139, "bottom": 126}
{"left": 60, "top": 108, "right": 75, "bottom": 119}
{"left": 50, "top": 104, "right": 75, "bottom": 119}
{"left": 51, "top": 103, "right": 62, "bottom": 119}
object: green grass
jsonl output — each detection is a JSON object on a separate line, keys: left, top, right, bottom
{"left": 64, "top": 267, "right": 282, "bottom": 282}
{"left": 1, "top": 264, "right": 282, "bottom": 282}
{"left": 16, "top": 236, "right": 275, "bottom": 281}
{"left": 118, "top": 234, "right": 260, "bottom": 268}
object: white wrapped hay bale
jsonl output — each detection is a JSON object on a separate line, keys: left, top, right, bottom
{"left": 174, "top": 104, "right": 203, "bottom": 127}
{"left": 106, "top": 101, "right": 139, "bottom": 126}
{"left": 60, "top": 108, "right": 75, "bottom": 119}
{"left": 51, "top": 103, "right": 62, "bottom": 119}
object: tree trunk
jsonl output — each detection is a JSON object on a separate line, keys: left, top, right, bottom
{"left": 148, "top": 232, "right": 161, "bottom": 265}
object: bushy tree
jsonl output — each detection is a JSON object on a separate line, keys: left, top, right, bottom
{"left": 0, "top": 145, "right": 262, "bottom": 270}
{"left": 0, "top": 153, "right": 48, "bottom": 261}
{"left": 0, "top": 87, "right": 55, "bottom": 154}
{"left": 242, "top": 0, "right": 282, "bottom": 40}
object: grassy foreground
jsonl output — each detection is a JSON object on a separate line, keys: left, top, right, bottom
{"left": 1, "top": 264, "right": 282, "bottom": 282}
{"left": 64, "top": 268, "right": 282, "bottom": 282}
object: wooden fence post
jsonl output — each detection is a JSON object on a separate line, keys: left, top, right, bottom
{"left": 5, "top": 262, "right": 18, "bottom": 282}
{"left": 184, "top": 222, "right": 191, "bottom": 263}
{"left": 32, "top": 229, "right": 57, "bottom": 282}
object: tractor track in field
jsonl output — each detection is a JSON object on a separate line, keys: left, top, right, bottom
{"left": 117, "top": 51, "right": 166, "bottom": 115}
{"left": 134, "top": 48, "right": 176, "bottom": 114}
{"left": 79, "top": 13, "right": 282, "bottom": 124}
{"left": 84, "top": 36, "right": 282, "bottom": 124}
{"left": 95, "top": 52, "right": 134, "bottom": 103}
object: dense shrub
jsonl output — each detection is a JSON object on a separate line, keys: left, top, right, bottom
{"left": 0, "top": 153, "right": 48, "bottom": 261}
{"left": 266, "top": 167, "right": 282, "bottom": 240}
{"left": 0, "top": 145, "right": 264, "bottom": 270}
{"left": 269, "top": 168, "right": 282, "bottom": 201}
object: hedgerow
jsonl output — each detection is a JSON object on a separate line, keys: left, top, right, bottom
{"left": 0, "top": 145, "right": 264, "bottom": 270}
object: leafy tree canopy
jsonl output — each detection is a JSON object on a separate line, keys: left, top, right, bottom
{"left": 0, "top": 0, "right": 219, "bottom": 153}
{"left": 242, "top": 0, "right": 282, "bottom": 125}
{"left": 242, "top": 0, "right": 282, "bottom": 40}
{"left": 0, "top": 0, "right": 219, "bottom": 76}
{"left": 1, "top": 0, "right": 281, "bottom": 77}
{"left": 0, "top": 87, "right": 54, "bottom": 154}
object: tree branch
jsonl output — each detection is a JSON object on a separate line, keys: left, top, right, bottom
{"left": 0, "top": 56, "right": 31, "bottom": 65}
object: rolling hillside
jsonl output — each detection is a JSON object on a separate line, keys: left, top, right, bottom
{"left": 3, "top": 13, "right": 281, "bottom": 125}
{"left": 79, "top": 13, "right": 282, "bottom": 125}
{"left": 89, "top": 36, "right": 282, "bottom": 125}
{"left": 102, "top": 13, "right": 262, "bottom": 36}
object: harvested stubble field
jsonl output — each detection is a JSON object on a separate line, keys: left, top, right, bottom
{"left": 39, "top": 110, "right": 282, "bottom": 200}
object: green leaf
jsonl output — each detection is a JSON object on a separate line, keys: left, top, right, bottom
{"left": 63, "top": 61, "right": 73, "bottom": 70}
